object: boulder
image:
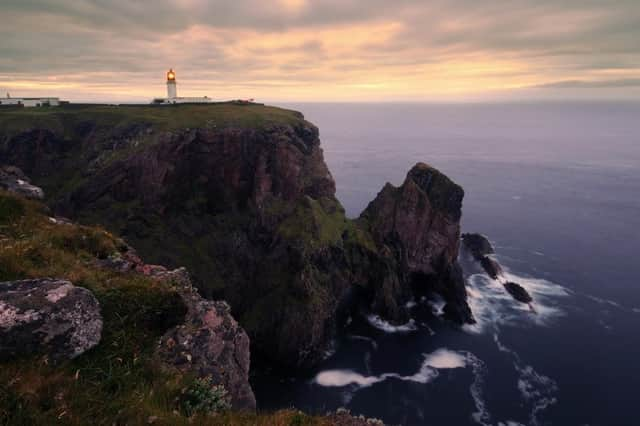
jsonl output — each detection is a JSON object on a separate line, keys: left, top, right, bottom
{"left": 155, "top": 268, "right": 256, "bottom": 411}
{"left": 503, "top": 282, "right": 533, "bottom": 304}
{"left": 0, "top": 165, "right": 44, "bottom": 199}
{"left": 462, "top": 233, "right": 494, "bottom": 260}
{"left": 0, "top": 278, "right": 102, "bottom": 361}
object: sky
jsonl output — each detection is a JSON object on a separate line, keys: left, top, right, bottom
{"left": 1, "top": 0, "right": 639, "bottom": 102}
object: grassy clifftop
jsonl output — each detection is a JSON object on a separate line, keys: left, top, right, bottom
{"left": 0, "top": 103, "right": 305, "bottom": 137}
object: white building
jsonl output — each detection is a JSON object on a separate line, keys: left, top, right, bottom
{"left": 152, "top": 69, "right": 213, "bottom": 104}
{"left": 0, "top": 94, "right": 60, "bottom": 107}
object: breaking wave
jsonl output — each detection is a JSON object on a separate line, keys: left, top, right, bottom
{"left": 315, "top": 348, "right": 467, "bottom": 389}
{"left": 463, "top": 268, "right": 569, "bottom": 334}
{"left": 366, "top": 314, "right": 418, "bottom": 333}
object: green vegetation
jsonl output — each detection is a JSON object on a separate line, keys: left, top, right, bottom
{"left": 0, "top": 191, "right": 348, "bottom": 425}
{"left": 275, "top": 196, "right": 375, "bottom": 251}
{"left": 0, "top": 103, "right": 306, "bottom": 139}
{"left": 180, "top": 377, "right": 231, "bottom": 417}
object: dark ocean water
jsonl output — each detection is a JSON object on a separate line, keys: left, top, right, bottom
{"left": 253, "top": 102, "right": 640, "bottom": 426}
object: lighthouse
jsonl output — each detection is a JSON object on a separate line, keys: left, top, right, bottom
{"left": 167, "top": 69, "right": 177, "bottom": 99}
{"left": 152, "top": 69, "right": 212, "bottom": 104}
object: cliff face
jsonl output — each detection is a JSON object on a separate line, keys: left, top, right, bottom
{"left": 0, "top": 104, "right": 473, "bottom": 368}
{"left": 360, "top": 163, "right": 472, "bottom": 323}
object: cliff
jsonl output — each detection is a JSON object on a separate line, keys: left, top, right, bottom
{"left": 360, "top": 163, "right": 472, "bottom": 323}
{"left": 0, "top": 179, "right": 383, "bottom": 425}
{"left": 0, "top": 187, "right": 256, "bottom": 423}
{"left": 0, "top": 103, "right": 473, "bottom": 370}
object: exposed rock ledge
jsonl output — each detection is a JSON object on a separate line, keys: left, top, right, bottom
{"left": 0, "top": 165, "right": 44, "bottom": 200}
{"left": 99, "top": 248, "right": 257, "bottom": 410}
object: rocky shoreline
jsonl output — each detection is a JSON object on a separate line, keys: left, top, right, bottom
{"left": 0, "top": 103, "right": 483, "bottom": 423}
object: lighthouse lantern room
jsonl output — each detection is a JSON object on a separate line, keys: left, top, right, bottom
{"left": 167, "top": 69, "right": 177, "bottom": 99}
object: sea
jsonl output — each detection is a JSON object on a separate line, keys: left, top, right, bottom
{"left": 253, "top": 102, "right": 640, "bottom": 426}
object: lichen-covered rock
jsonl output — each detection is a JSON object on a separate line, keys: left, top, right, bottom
{"left": 154, "top": 268, "right": 256, "bottom": 411}
{"left": 0, "top": 278, "right": 102, "bottom": 361}
{"left": 0, "top": 165, "right": 44, "bottom": 199}
{"left": 360, "top": 163, "right": 473, "bottom": 324}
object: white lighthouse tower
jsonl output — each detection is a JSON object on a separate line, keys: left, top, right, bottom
{"left": 167, "top": 68, "right": 177, "bottom": 99}
{"left": 152, "top": 68, "right": 212, "bottom": 104}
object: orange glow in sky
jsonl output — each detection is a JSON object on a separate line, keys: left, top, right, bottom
{"left": 1, "top": 1, "right": 638, "bottom": 102}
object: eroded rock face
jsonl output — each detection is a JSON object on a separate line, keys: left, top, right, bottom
{"left": 0, "top": 109, "right": 475, "bottom": 366}
{"left": 0, "top": 165, "right": 44, "bottom": 199}
{"left": 360, "top": 163, "right": 473, "bottom": 324}
{"left": 0, "top": 279, "right": 102, "bottom": 361}
{"left": 155, "top": 268, "right": 256, "bottom": 411}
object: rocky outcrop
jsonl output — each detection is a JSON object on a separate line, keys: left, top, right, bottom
{"left": 480, "top": 256, "right": 503, "bottom": 280}
{"left": 0, "top": 165, "right": 44, "bottom": 199}
{"left": 462, "top": 233, "right": 534, "bottom": 308}
{"left": 97, "top": 246, "right": 256, "bottom": 410}
{"left": 503, "top": 282, "right": 533, "bottom": 304}
{"left": 0, "top": 105, "right": 475, "bottom": 368}
{"left": 155, "top": 268, "right": 256, "bottom": 411}
{"left": 0, "top": 278, "right": 102, "bottom": 361}
{"left": 360, "top": 163, "right": 473, "bottom": 324}
{"left": 462, "top": 233, "right": 503, "bottom": 279}
{"left": 462, "top": 233, "right": 494, "bottom": 260}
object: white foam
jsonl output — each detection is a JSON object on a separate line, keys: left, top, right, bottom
{"left": 585, "top": 294, "right": 622, "bottom": 308}
{"left": 423, "top": 349, "right": 467, "bottom": 369}
{"left": 463, "top": 269, "right": 568, "bottom": 334}
{"left": 314, "top": 348, "right": 468, "bottom": 390}
{"left": 366, "top": 315, "right": 417, "bottom": 333}
{"left": 463, "top": 352, "right": 491, "bottom": 426}
{"left": 426, "top": 295, "right": 446, "bottom": 316}
{"left": 493, "top": 333, "right": 558, "bottom": 426}
{"left": 315, "top": 370, "right": 383, "bottom": 387}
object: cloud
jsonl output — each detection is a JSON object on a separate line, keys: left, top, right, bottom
{"left": 533, "top": 78, "right": 640, "bottom": 89}
{"left": 1, "top": 0, "right": 639, "bottom": 100}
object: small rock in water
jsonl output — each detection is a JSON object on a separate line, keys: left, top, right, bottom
{"left": 503, "top": 282, "right": 533, "bottom": 304}
{"left": 480, "top": 256, "right": 503, "bottom": 279}
{"left": 462, "top": 233, "right": 495, "bottom": 260}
